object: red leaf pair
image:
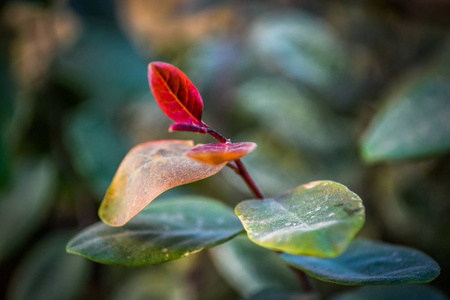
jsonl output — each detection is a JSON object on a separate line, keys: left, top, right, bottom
{"left": 148, "top": 62, "right": 207, "bottom": 133}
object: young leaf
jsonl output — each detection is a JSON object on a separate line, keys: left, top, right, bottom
{"left": 281, "top": 239, "right": 441, "bottom": 285}
{"left": 235, "top": 181, "right": 365, "bottom": 257}
{"left": 186, "top": 142, "right": 257, "bottom": 166}
{"left": 99, "top": 140, "right": 226, "bottom": 226}
{"left": 148, "top": 61, "right": 204, "bottom": 127}
{"left": 68, "top": 197, "right": 244, "bottom": 267}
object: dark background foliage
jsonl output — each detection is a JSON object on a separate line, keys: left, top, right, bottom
{"left": 0, "top": 0, "right": 449, "bottom": 299}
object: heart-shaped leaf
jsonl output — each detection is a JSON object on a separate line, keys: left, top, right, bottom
{"left": 235, "top": 181, "right": 365, "bottom": 257}
{"left": 148, "top": 62, "right": 205, "bottom": 127}
{"left": 281, "top": 239, "right": 441, "bottom": 285}
{"left": 99, "top": 140, "right": 226, "bottom": 226}
{"left": 186, "top": 142, "right": 257, "bottom": 166}
{"left": 68, "top": 197, "right": 244, "bottom": 267}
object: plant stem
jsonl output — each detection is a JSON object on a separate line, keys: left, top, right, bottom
{"left": 205, "top": 123, "right": 313, "bottom": 293}
{"left": 205, "top": 125, "right": 264, "bottom": 199}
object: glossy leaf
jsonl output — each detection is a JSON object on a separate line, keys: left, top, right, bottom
{"left": 361, "top": 78, "right": 450, "bottom": 162}
{"left": 7, "top": 232, "right": 91, "bottom": 300}
{"left": 282, "top": 239, "right": 441, "bottom": 285}
{"left": 331, "top": 285, "right": 449, "bottom": 300}
{"left": 68, "top": 197, "right": 243, "bottom": 267}
{"left": 99, "top": 140, "right": 226, "bottom": 226}
{"left": 210, "top": 235, "right": 301, "bottom": 298}
{"left": 149, "top": 61, "right": 204, "bottom": 127}
{"left": 0, "top": 160, "right": 56, "bottom": 262}
{"left": 235, "top": 181, "right": 365, "bottom": 257}
{"left": 186, "top": 142, "right": 257, "bottom": 166}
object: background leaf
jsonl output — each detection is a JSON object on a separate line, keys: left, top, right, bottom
{"left": 0, "top": 159, "right": 56, "bottom": 262}
{"left": 6, "top": 232, "right": 91, "bottom": 300}
{"left": 281, "top": 239, "right": 441, "bottom": 285}
{"left": 235, "top": 181, "right": 365, "bottom": 257}
{"left": 68, "top": 197, "right": 243, "bottom": 266}
{"left": 361, "top": 47, "right": 450, "bottom": 163}
{"left": 210, "top": 235, "right": 302, "bottom": 298}
{"left": 99, "top": 140, "right": 226, "bottom": 226}
{"left": 331, "top": 284, "right": 449, "bottom": 300}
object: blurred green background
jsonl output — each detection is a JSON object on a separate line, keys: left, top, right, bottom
{"left": 1, "top": 0, "right": 450, "bottom": 299}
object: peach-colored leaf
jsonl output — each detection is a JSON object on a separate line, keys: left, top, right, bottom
{"left": 99, "top": 140, "right": 226, "bottom": 226}
{"left": 186, "top": 142, "right": 257, "bottom": 166}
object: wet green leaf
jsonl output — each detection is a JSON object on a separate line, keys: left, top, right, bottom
{"left": 0, "top": 160, "right": 56, "bottom": 262}
{"left": 210, "top": 235, "right": 301, "bottom": 298}
{"left": 331, "top": 284, "right": 448, "bottom": 300}
{"left": 7, "top": 232, "right": 91, "bottom": 300}
{"left": 235, "top": 181, "right": 364, "bottom": 257}
{"left": 67, "top": 197, "right": 243, "bottom": 266}
{"left": 282, "top": 239, "right": 441, "bottom": 285}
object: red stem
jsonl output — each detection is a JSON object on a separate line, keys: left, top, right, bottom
{"left": 205, "top": 125, "right": 264, "bottom": 199}
{"left": 204, "top": 123, "right": 312, "bottom": 292}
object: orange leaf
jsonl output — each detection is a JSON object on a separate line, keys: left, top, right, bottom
{"left": 99, "top": 140, "right": 226, "bottom": 226}
{"left": 186, "top": 142, "right": 257, "bottom": 166}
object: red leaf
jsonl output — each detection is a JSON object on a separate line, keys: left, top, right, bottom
{"left": 148, "top": 62, "right": 204, "bottom": 126}
{"left": 186, "top": 142, "right": 257, "bottom": 166}
{"left": 169, "top": 123, "right": 208, "bottom": 134}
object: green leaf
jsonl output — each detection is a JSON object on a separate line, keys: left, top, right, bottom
{"left": 331, "top": 284, "right": 449, "bottom": 300}
{"left": 65, "top": 103, "right": 130, "bottom": 197}
{"left": 236, "top": 78, "right": 348, "bottom": 154}
{"left": 54, "top": 21, "right": 148, "bottom": 102}
{"left": 6, "top": 232, "right": 91, "bottom": 300}
{"left": 361, "top": 72, "right": 450, "bottom": 163}
{"left": 281, "top": 239, "right": 441, "bottom": 285}
{"left": 246, "top": 290, "right": 317, "bottom": 300}
{"left": 235, "top": 181, "right": 365, "bottom": 257}
{"left": 67, "top": 197, "right": 243, "bottom": 266}
{"left": 0, "top": 160, "right": 56, "bottom": 262}
{"left": 210, "top": 235, "right": 302, "bottom": 298}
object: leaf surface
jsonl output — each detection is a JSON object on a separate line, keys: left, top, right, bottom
{"left": 99, "top": 140, "right": 226, "bottom": 226}
{"left": 186, "top": 142, "right": 257, "bottom": 166}
{"left": 235, "top": 181, "right": 365, "bottom": 257}
{"left": 69, "top": 197, "right": 243, "bottom": 267}
{"left": 282, "top": 239, "right": 441, "bottom": 285}
{"left": 149, "top": 62, "right": 204, "bottom": 126}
